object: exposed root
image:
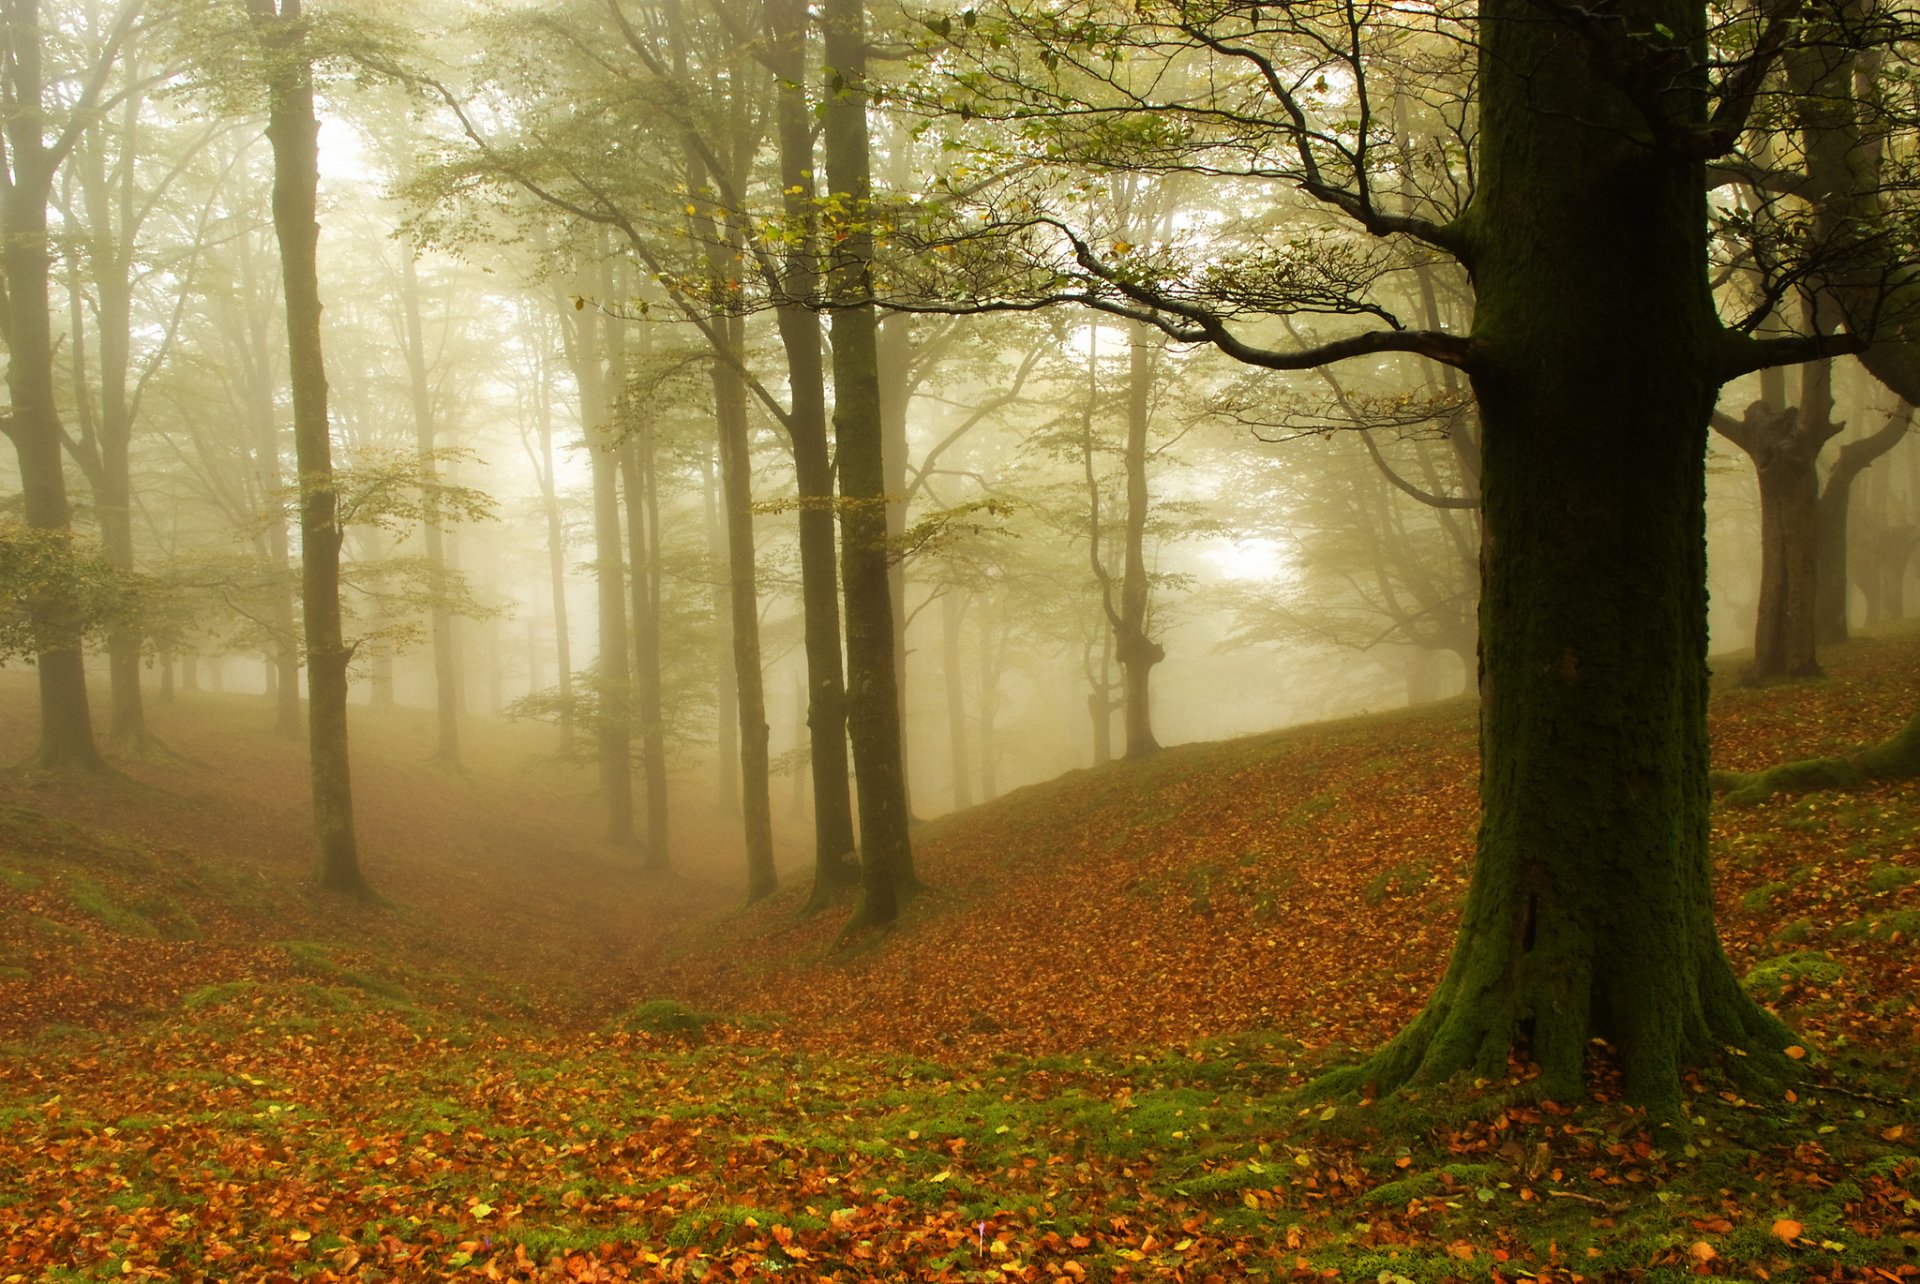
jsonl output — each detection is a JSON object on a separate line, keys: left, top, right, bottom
{"left": 1715, "top": 709, "right": 1920, "bottom": 804}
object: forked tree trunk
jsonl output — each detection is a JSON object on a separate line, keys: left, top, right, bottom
{"left": 251, "top": 0, "right": 367, "bottom": 896}
{"left": 1341, "top": 0, "right": 1788, "bottom": 1110}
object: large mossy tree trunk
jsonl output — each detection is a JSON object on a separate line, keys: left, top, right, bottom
{"left": 1346, "top": 0, "right": 1788, "bottom": 1110}
{"left": 825, "top": 0, "right": 917, "bottom": 931}
{"left": 251, "top": 0, "right": 367, "bottom": 896}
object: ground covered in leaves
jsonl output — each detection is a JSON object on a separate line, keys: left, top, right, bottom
{"left": 1, "top": 631, "right": 1917, "bottom": 1282}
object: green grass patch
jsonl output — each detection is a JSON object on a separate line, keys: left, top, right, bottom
{"left": 615, "top": 998, "right": 717, "bottom": 1041}
{"left": 277, "top": 941, "right": 411, "bottom": 1003}
{"left": 1742, "top": 950, "right": 1846, "bottom": 998}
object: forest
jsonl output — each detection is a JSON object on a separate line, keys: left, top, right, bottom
{"left": 2, "top": 0, "right": 1919, "bottom": 1278}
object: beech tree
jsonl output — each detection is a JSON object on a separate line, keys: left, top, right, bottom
{"left": 908, "top": 0, "right": 1920, "bottom": 1106}
{"left": 0, "top": 0, "right": 152, "bottom": 769}
{"left": 238, "top": 0, "right": 369, "bottom": 896}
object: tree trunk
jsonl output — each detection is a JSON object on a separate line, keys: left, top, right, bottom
{"left": 878, "top": 316, "right": 917, "bottom": 820}
{"left": 978, "top": 596, "right": 999, "bottom": 804}
{"left": 825, "top": 0, "right": 917, "bottom": 929}
{"left": 711, "top": 338, "right": 778, "bottom": 903}
{"left": 1, "top": 2, "right": 101, "bottom": 771}
{"left": 942, "top": 590, "right": 973, "bottom": 811}
{"left": 1344, "top": 0, "right": 1787, "bottom": 1110}
{"left": 252, "top": 0, "right": 367, "bottom": 896}
{"left": 701, "top": 449, "right": 739, "bottom": 814}
{"left": 562, "top": 266, "right": 636, "bottom": 848}
{"left": 1087, "top": 631, "right": 1115, "bottom": 767}
{"left": 536, "top": 371, "right": 574, "bottom": 753}
{"left": 1815, "top": 404, "right": 1912, "bottom": 643}
{"left": 623, "top": 432, "right": 670, "bottom": 871}
{"left": 765, "top": 0, "right": 859, "bottom": 905}
{"left": 1117, "top": 323, "right": 1163, "bottom": 757}
{"left": 400, "top": 247, "right": 461, "bottom": 767}
{"left": 1747, "top": 428, "right": 1824, "bottom": 681}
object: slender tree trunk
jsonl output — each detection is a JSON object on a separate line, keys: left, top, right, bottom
{"left": 561, "top": 267, "right": 635, "bottom": 847}
{"left": 877, "top": 316, "right": 916, "bottom": 818}
{"left": 623, "top": 430, "right": 671, "bottom": 871}
{"left": 711, "top": 337, "right": 777, "bottom": 903}
{"left": 1087, "top": 631, "right": 1115, "bottom": 767}
{"left": 701, "top": 448, "right": 739, "bottom": 812}
{"left": 1345, "top": 0, "right": 1787, "bottom": 1110}
{"left": 942, "top": 590, "right": 973, "bottom": 811}
{"left": 400, "top": 247, "right": 461, "bottom": 767}
{"left": 825, "top": 0, "right": 916, "bottom": 929}
{"left": 536, "top": 385, "right": 574, "bottom": 752}
{"left": 251, "top": 0, "right": 367, "bottom": 896}
{"left": 977, "top": 596, "right": 998, "bottom": 804}
{"left": 765, "top": 0, "right": 859, "bottom": 905}
{"left": 1117, "top": 324, "right": 1164, "bottom": 756}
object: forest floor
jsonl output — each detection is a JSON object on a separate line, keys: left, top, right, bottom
{"left": 0, "top": 631, "right": 1916, "bottom": 1283}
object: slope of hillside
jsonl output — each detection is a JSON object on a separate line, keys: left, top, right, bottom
{"left": 1, "top": 637, "right": 1916, "bottom": 1281}
{"left": 636, "top": 629, "right": 1920, "bottom": 1065}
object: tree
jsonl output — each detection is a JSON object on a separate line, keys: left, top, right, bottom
{"left": 907, "top": 0, "right": 1919, "bottom": 1107}
{"left": 0, "top": 0, "right": 149, "bottom": 769}
{"left": 241, "top": 0, "right": 369, "bottom": 896}
{"left": 826, "top": 0, "right": 917, "bottom": 931}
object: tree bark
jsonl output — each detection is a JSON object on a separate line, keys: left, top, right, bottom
{"left": 941, "top": 590, "right": 973, "bottom": 810}
{"left": 2, "top": 0, "right": 103, "bottom": 770}
{"left": 701, "top": 448, "right": 739, "bottom": 814}
{"left": 560, "top": 267, "right": 635, "bottom": 847}
{"left": 1340, "top": 0, "right": 1788, "bottom": 1110}
{"left": 251, "top": 0, "right": 367, "bottom": 896}
{"left": 710, "top": 326, "right": 778, "bottom": 903}
{"left": 825, "top": 0, "right": 917, "bottom": 930}
{"left": 765, "top": 0, "right": 859, "bottom": 907}
{"left": 1815, "top": 404, "right": 1912, "bottom": 643}
{"left": 1117, "top": 323, "right": 1164, "bottom": 756}
{"left": 622, "top": 429, "right": 670, "bottom": 872}
{"left": 399, "top": 246, "right": 461, "bottom": 767}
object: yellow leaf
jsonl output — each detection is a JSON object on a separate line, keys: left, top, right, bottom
{"left": 471, "top": 1203, "right": 494, "bottom": 1219}
{"left": 930, "top": 1169, "right": 952, "bottom": 1183}
{"left": 289, "top": 1229, "right": 312, "bottom": 1243}
{"left": 1173, "top": 1238, "right": 1193, "bottom": 1251}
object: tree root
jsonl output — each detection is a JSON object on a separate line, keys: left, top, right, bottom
{"left": 1713, "top": 709, "right": 1920, "bottom": 805}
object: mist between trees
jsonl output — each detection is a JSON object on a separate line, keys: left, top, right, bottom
{"left": 5, "top": 0, "right": 1920, "bottom": 1106}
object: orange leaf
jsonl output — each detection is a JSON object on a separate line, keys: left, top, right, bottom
{"left": 1690, "top": 1240, "right": 1717, "bottom": 1263}
{"left": 1772, "top": 1218, "right": 1803, "bottom": 1243}
{"left": 1784, "top": 1045, "right": 1806, "bottom": 1060}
